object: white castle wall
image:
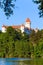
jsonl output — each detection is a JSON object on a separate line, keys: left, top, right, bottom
{"left": 20, "top": 26, "right": 24, "bottom": 33}
{"left": 2, "top": 27, "right": 6, "bottom": 33}
{"left": 25, "top": 22, "right": 31, "bottom": 29}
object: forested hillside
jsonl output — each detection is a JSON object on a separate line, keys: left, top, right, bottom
{"left": 0, "top": 27, "right": 43, "bottom": 58}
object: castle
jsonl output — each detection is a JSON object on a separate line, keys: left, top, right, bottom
{"left": 2, "top": 18, "right": 38, "bottom": 33}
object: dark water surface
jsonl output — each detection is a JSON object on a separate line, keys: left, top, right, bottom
{"left": 0, "top": 58, "right": 43, "bottom": 65}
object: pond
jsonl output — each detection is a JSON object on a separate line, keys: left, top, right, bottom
{"left": 0, "top": 58, "right": 43, "bottom": 65}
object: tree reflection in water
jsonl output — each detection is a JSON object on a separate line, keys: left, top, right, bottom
{"left": 0, "top": 58, "right": 43, "bottom": 65}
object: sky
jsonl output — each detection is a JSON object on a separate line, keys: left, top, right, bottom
{"left": 0, "top": 0, "right": 43, "bottom": 30}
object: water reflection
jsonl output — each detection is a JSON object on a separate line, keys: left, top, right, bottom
{"left": 0, "top": 60, "right": 5, "bottom": 65}
{"left": 0, "top": 58, "right": 43, "bottom": 65}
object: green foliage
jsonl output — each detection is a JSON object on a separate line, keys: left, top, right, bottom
{"left": 0, "top": 0, "right": 16, "bottom": 18}
{"left": 33, "top": 0, "right": 43, "bottom": 17}
{"left": 0, "top": 27, "right": 43, "bottom": 58}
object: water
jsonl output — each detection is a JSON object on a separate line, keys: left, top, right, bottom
{"left": 0, "top": 58, "right": 43, "bottom": 65}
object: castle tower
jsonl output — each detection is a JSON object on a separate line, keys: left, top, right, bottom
{"left": 25, "top": 18, "right": 31, "bottom": 29}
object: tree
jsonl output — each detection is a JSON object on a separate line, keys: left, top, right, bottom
{"left": 33, "top": 0, "right": 43, "bottom": 17}
{"left": 0, "top": 0, "right": 16, "bottom": 18}
{"left": 29, "top": 30, "right": 36, "bottom": 44}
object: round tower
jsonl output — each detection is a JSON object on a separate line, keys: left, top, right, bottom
{"left": 25, "top": 18, "right": 31, "bottom": 29}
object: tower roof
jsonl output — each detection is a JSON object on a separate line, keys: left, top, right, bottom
{"left": 26, "top": 18, "right": 30, "bottom": 22}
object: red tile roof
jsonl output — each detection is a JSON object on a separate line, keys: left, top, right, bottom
{"left": 26, "top": 18, "right": 30, "bottom": 22}
{"left": 12, "top": 25, "right": 21, "bottom": 29}
{"left": 2, "top": 24, "right": 24, "bottom": 29}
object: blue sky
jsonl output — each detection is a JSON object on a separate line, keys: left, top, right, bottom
{"left": 0, "top": 0, "right": 43, "bottom": 30}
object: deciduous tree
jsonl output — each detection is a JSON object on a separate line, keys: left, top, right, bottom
{"left": 33, "top": 0, "right": 43, "bottom": 17}
{"left": 0, "top": 0, "right": 16, "bottom": 18}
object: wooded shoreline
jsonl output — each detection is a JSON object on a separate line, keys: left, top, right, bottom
{"left": 0, "top": 27, "right": 43, "bottom": 58}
